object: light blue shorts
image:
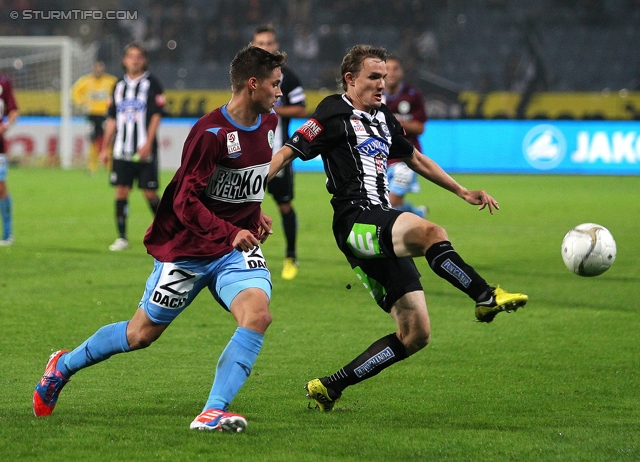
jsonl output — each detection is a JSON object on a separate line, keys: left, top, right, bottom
{"left": 0, "top": 154, "right": 7, "bottom": 182}
{"left": 388, "top": 162, "right": 420, "bottom": 197}
{"left": 139, "top": 246, "right": 272, "bottom": 324}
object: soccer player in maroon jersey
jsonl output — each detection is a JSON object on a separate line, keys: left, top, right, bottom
{"left": 0, "top": 74, "right": 19, "bottom": 246}
{"left": 383, "top": 55, "right": 428, "bottom": 218}
{"left": 34, "top": 46, "right": 285, "bottom": 433}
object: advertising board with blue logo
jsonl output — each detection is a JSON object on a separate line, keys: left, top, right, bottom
{"left": 290, "top": 119, "right": 640, "bottom": 175}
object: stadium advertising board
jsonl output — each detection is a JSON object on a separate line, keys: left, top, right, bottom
{"left": 7, "top": 118, "right": 640, "bottom": 175}
{"left": 290, "top": 119, "right": 640, "bottom": 175}
{"left": 421, "top": 120, "right": 640, "bottom": 175}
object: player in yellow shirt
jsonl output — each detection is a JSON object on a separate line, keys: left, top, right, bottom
{"left": 71, "top": 62, "right": 117, "bottom": 174}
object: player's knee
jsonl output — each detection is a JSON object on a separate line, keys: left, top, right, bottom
{"left": 408, "top": 327, "right": 430, "bottom": 355}
{"left": 423, "top": 223, "right": 448, "bottom": 249}
{"left": 253, "top": 308, "right": 273, "bottom": 332}
{"left": 398, "top": 321, "right": 430, "bottom": 356}
{"left": 127, "top": 326, "right": 162, "bottom": 350}
{"left": 278, "top": 202, "right": 293, "bottom": 215}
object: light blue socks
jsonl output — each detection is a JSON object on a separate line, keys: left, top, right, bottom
{"left": 204, "top": 327, "right": 264, "bottom": 411}
{"left": 60, "top": 321, "right": 131, "bottom": 377}
{"left": 0, "top": 195, "right": 12, "bottom": 239}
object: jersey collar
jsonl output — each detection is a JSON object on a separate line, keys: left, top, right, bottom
{"left": 124, "top": 71, "right": 149, "bottom": 85}
{"left": 221, "top": 104, "right": 263, "bottom": 131}
{"left": 342, "top": 94, "right": 379, "bottom": 122}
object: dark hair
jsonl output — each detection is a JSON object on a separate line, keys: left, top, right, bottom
{"left": 254, "top": 24, "right": 276, "bottom": 36}
{"left": 230, "top": 45, "right": 286, "bottom": 92}
{"left": 122, "top": 42, "right": 148, "bottom": 71}
{"left": 386, "top": 54, "right": 403, "bottom": 66}
{"left": 340, "top": 44, "right": 387, "bottom": 91}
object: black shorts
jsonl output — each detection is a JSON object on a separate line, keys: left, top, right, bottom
{"left": 110, "top": 158, "right": 159, "bottom": 190}
{"left": 334, "top": 204, "right": 422, "bottom": 312}
{"left": 267, "top": 163, "right": 294, "bottom": 204}
{"left": 88, "top": 115, "right": 106, "bottom": 141}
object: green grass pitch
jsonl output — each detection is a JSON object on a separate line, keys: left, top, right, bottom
{"left": 1, "top": 168, "right": 639, "bottom": 461}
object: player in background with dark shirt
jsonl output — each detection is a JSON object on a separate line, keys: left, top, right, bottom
{"left": 270, "top": 44, "right": 528, "bottom": 412}
{"left": 383, "top": 55, "right": 428, "bottom": 218}
{"left": 34, "top": 45, "right": 284, "bottom": 433}
{"left": 0, "top": 75, "right": 19, "bottom": 246}
{"left": 251, "top": 24, "right": 307, "bottom": 280}
{"left": 100, "top": 44, "right": 165, "bottom": 252}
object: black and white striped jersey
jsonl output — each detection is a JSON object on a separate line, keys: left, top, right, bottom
{"left": 285, "top": 94, "right": 414, "bottom": 212}
{"left": 107, "top": 71, "right": 165, "bottom": 161}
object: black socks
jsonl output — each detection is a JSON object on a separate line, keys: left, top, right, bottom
{"left": 282, "top": 209, "right": 297, "bottom": 259}
{"left": 115, "top": 199, "right": 128, "bottom": 239}
{"left": 425, "top": 240, "right": 490, "bottom": 301}
{"left": 323, "top": 333, "right": 408, "bottom": 394}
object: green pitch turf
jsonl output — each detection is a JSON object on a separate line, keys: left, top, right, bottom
{"left": 1, "top": 168, "right": 638, "bottom": 461}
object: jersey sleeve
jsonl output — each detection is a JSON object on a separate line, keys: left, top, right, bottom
{"left": 283, "top": 70, "right": 306, "bottom": 108}
{"left": 171, "top": 127, "right": 242, "bottom": 245}
{"left": 147, "top": 76, "right": 166, "bottom": 117}
{"left": 284, "top": 96, "right": 343, "bottom": 161}
{"left": 71, "top": 76, "right": 87, "bottom": 107}
{"left": 107, "top": 82, "right": 117, "bottom": 119}
{"left": 2, "top": 78, "right": 18, "bottom": 113}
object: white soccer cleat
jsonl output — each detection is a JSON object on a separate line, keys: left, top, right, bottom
{"left": 0, "top": 236, "right": 14, "bottom": 246}
{"left": 109, "top": 238, "right": 129, "bottom": 251}
{"left": 190, "top": 409, "right": 247, "bottom": 433}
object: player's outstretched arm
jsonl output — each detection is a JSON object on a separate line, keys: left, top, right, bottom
{"left": 404, "top": 149, "right": 499, "bottom": 214}
{"left": 268, "top": 145, "right": 296, "bottom": 181}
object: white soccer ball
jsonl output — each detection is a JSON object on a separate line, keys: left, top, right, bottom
{"left": 561, "top": 223, "right": 616, "bottom": 277}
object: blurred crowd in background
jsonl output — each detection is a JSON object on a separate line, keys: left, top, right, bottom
{"left": 1, "top": 0, "right": 639, "bottom": 95}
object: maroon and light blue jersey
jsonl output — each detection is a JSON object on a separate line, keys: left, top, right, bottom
{"left": 0, "top": 75, "right": 18, "bottom": 153}
{"left": 144, "top": 105, "right": 278, "bottom": 261}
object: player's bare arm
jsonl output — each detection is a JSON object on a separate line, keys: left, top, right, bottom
{"left": 100, "top": 117, "right": 116, "bottom": 164}
{"left": 232, "top": 229, "right": 260, "bottom": 252}
{"left": 404, "top": 149, "right": 499, "bottom": 214}
{"left": 0, "top": 108, "right": 18, "bottom": 135}
{"left": 258, "top": 211, "right": 273, "bottom": 243}
{"left": 138, "top": 113, "right": 162, "bottom": 159}
{"left": 399, "top": 119, "right": 424, "bottom": 136}
{"left": 268, "top": 145, "right": 296, "bottom": 181}
{"left": 274, "top": 105, "right": 306, "bottom": 118}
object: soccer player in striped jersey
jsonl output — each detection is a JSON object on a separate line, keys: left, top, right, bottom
{"left": 100, "top": 43, "right": 166, "bottom": 251}
{"left": 252, "top": 24, "right": 307, "bottom": 280}
{"left": 270, "top": 44, "right": 528, "bottom": 411}
{"left": 34, "top": 45, "right": 284, "bottom": 433}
